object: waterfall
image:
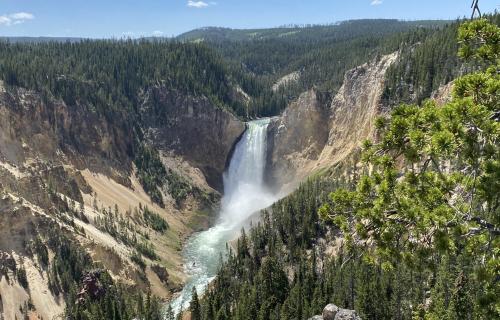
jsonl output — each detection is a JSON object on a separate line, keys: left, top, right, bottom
{"left": 169, "top": 119, "right": 277, "bottom": 315}
{"left": 220, "top": 118, "right": 273, "bottom": 226}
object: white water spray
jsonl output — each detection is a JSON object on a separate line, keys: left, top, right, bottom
{"left": 169, "top": 119, "right": 278, "bottom": 315}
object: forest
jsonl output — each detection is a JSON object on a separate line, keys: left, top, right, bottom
{"left": 0, "top": 19, "right": 454, "bottom": 119}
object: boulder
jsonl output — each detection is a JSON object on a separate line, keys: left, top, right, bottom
{"left": 308, "top": 316, "right": 324, "bottom": 320}
{"left": 322, "top": 304, "right": 340, "bottom": 320}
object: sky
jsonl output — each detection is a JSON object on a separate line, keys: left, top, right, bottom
{"left": 0, "top": 0, "right": 499, "bottom": 38}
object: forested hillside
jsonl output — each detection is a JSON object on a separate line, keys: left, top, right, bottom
{"left": 178, "top": 20, "right": 447, "bottom": 42}
{"left": 0, "top": 41, "right": 245, "bottom": 117}
{"left": 188, "top": 19, "right": 500, "bottom": 320}
{"left": 384, "top": 14, "right": 500, "bottom": 106}
{"left": 0, "top": 19, "right": 462, "bottom": 119}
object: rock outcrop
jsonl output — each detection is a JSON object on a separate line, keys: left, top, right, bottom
{"left": 267, "top": 53, "right": 398, "bottom": 191}
{"left": 308, "top": 304, "right": 361, "bottom": 320}
{"left": 141, "top": 87, "right": 245, "bottom": 191}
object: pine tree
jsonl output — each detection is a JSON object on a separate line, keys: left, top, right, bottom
{"left": 190, "top": 287, "right": 202, "bottom": 320}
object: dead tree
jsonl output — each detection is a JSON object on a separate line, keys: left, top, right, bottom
{"left": 471, "top": 0, "right": 482, "bottom": 19}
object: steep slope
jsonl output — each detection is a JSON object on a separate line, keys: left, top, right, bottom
{"left": 267, "top": 53, "right": 398, "bottom": 191}
{"left": 0, "top": 80, "right": 244, "bottom": 319}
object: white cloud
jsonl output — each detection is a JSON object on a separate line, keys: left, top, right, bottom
{"left": 371, "top": 0, "right": 383, "bottom": 5}
{"left": 9, "top": 12, "right": 35, "bottom": 20}
{"left": 0, "top": 12, "right": 35, "bottom": 26}
{"left": 152, "top": 30, "right": 164, "bottom": 37}
{"left": 0, "top": 16, "right": 11, "bottom": 25}
{"left": 187, "top": 1, "right": 213, "bottom": 8}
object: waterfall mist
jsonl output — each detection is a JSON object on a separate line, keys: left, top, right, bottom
{"left": 169, "top": 119, "right": 279, "bottom": 315}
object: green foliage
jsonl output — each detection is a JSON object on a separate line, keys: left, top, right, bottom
{"left": 199, "top": 178, "right": 339, "bottom": 320}
{"left": 134, "top": 144, "right": 168, "bottom": 207}
{"left": 185, "top": 20, "right": 449, "bottom": 116}
{"left": 0, "top": 40, "right": 247, "bottom": 115}
{"left": 32, "top": 236, "right": 49, "bottom": 267}
{"left": 134, "top": 143, "right": 194, "bottom": 207}
{"left": 16, "top": 265, "right": 29, "bottom": 289}
{"left": 29, "top": 224, "right": 164, "bottom": 319}
{"left": 135, "top": 241, "right": 158, "bottom": 261}
{"left": 143, "top": 206, "right": 169, "bottom": 233}
{"left": 459, "top": 18, "right": 500, "bottom": 64}
{"left": 66, "top": 272, "right": 163, "bottom": 320}
{"left": 178, "top": 20, "right": 447, "bottom": 42}
{"left": 93, "top": 205, "right": 159, "bottom": 262}
{"left": 383, "top": 21, "right": 462, "bottom": 106}
{"left": 166, "top": 305, "right": 175, "bottom": 320}
{"left": 384, "top": 14, "right": 500, "bottom": 106}
{"left": 191, "top": 288, "right": 202, "bottom": 320}
{"left": 131, "top": 251, "right": 147, "bottom": 270}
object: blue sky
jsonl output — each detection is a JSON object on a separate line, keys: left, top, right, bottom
{"left": 0, "top": 0, "right": 498, "bottom": 38}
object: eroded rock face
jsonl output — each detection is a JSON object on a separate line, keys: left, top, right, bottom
{"left": 0, "top": 84, "right": 245, "bottom": 192}
{"left": 324, "top": 53, "right": 398, "bottom": 159}
{"left": 0, "top": 85, "right": 134, "bottom": 181}
{"left": 141, "top": 87, "right": 245, "bottom": 191}
{"left": 267, "top": 53, "right": 398, "bottom": 192}
{"left": 431, "top": 81, "right": 454, "bottom": 106}
{"left": 334, "top": 309, "right": 361, "bottom": 320}
{"left": 0, "top": 83, "right": 245, "bottom": 319}
{"left": 266, "top": 89, "right": 330, "bottom": 191}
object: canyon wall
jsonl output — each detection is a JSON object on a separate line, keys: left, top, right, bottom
{"left": 267, "top": 53, "right": 399, "bottom": 191}
{"left": 140, "top": 87, "right": 245, "bottom": 191}
{"left": 0, "top": 82, "right": 244, "bottom": 320}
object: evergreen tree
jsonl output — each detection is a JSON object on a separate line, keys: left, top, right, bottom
{"left": 165, "top": 305, "right": 175, "bottom": 320}
{"left": 190, "top": 287, "right": 202, "bottom": 320}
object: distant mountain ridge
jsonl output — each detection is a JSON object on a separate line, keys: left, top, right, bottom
{"left": 177, "top": 19, "right": 450, "bottom": 42}
{"left": 0, "top": 19, "right": 449, "bottom": 44}
{"left": 0, "top": 36, "right": 83, "bottom": 43}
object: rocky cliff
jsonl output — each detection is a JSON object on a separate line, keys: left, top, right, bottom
{"left": 266, "top": 89, "right": 331, "bottom": 191}
{"left": 0, "top": 83, "right": 134, "bottom": 180}
{"left": 267, "top": 53, "right": 398, "bottom": 191}
{"left": 140, "top": 87, "right": 245, "bottom": 191}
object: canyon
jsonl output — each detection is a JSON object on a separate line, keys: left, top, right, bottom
{"left": 0, "top": 43, "right": 455, "bottom": 320}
